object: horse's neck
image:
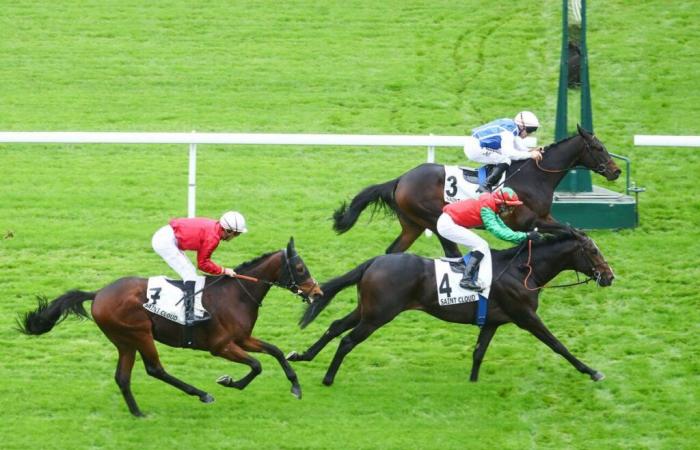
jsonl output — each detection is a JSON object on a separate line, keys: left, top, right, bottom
{"left": 527, "top": 239, "right": 579, "bottom": 286}
{"left": 508, "top": 136, "right": 583, "bottom": 213}
{"left": 243, "top": 251, "right": 284, "bottom": 281}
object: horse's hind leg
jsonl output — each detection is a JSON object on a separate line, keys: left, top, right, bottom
{"left": 288, "top": 308, "right": 361, "bottom": 362}
{"left": 385, "top": 216, "right": 423, "bottom": 254}
{"left": 514, "top": 312, "right": 604, "bottom": 381}
{"left": 213, "top": 341, "right": 262, "bottom": 391}
{"left": 241, "top": 337, "right": 302, "bottom": 399}
{"left": 114, "top": 346, "right": 144, "bottom": 417}
{"left": 469, "top": 324, "right": 498, "bottom": 382}
{"left": 437, "top": 234, "right": 462, "bottom": 258}
{"left": 137, "top": 335, "right": 214, "bottom": 403}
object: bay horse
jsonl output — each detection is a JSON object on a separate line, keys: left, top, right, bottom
{"left": 288, "top": 229, "right": 614, "bottom": 386}
{"left": 19, "top": 237, "right": 322, "bottom": 417}
{"left": 333, "top": 125, "right": 621, "bottom": 257}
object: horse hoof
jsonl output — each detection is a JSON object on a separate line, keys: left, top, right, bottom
{"left": 291, "top": 385, "right": 302, "bottom": 399}
{"left": 592, "top": 371, "right": 605, "bottom": 382}
{"left": 322, "top": 377, "right": 334, "bottom": 387}
{"left": 286, "top": 351, "right": 299, "bottom": 361}
{"left": 200, "top": 393, "right": 215, "bottom": 403}
{"left": 217, "top": 375, "right": 232, "bottom": 386}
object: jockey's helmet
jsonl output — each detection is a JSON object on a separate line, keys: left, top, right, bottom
{"left": 514, "top": 111, "right": 540, "bottom": 134}
{"left": 220, "top": 211, "right": 248, "bottom": 233}
{"left": 494, "top": 187, "right": 523, "bottom": 206}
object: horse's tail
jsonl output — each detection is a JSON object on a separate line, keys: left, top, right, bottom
{"left": 299, "top": 257, "right": 378, "bottom": 329}
{"left": 18, "top": 290, "right": 96, "bottom": 335}
{"left": 332, "top": 178, "right": 399, "bottom": 234}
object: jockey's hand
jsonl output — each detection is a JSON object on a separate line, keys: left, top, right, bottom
{"left": 223, "top": 268, "right": 237, "bottom": 277}
{"left": 530, "top": 149, "right": 543, "bottom": 161}
{"left": 527, "top": 231, "right": 543, "bottom": 242}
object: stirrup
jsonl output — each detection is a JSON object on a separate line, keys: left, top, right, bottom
{"left": 476, "top": 183, "right": 493, "bottom": 193}
{"left": 186, "top": 311, "right": 211, "bottom": 326}
{"left": 449, "top": 261, "right": 466, "bottom": 273}
{"left": 459, "top": 279, "right": 484, "bottom": 292}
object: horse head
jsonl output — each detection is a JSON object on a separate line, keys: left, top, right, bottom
{"left": 575, "top": 124, "right": 621, "bottom": 181}
{"left": 284, "top": 237, "right": 323, "bottom": 303}
{"left": 567, "top": 227, "right": 615, "bottom": 287}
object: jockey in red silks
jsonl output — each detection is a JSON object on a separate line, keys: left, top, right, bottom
{"left": 151, "top": 211, "right": 248, "bottom": 325}
{"left": 436, "top": 188, "right": 541, "bottom": 291}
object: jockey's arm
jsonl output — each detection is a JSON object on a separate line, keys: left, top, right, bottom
{"left": 499, "top": 132, "right": 533, "bottom": 161}
{"left": 481, "top": 207, "right": 527, "bottom": 244}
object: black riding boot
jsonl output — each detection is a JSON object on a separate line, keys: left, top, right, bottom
{"left": 477, "top": 163, "right": 508, "bottom": 193}
{"left": 460, "top": 251, "right": 485, "bottom": 291}
{"left": 183, "top": 280, "right": 210, "bottom": 326}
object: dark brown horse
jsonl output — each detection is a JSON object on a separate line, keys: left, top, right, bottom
{"left": 19, "top": 238, "right": 322, "bottom": 417}
{"left": 288, "top": 229, "right": 614, "bottom": 386}
{"left": 333, "top": 125, "right": 621, "bottom": 257}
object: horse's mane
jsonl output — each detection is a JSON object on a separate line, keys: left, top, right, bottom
{"left": 542, "top": 133, "right": 578, "bottom": 152}
{"left": 234, "top": 250, "right": 280, "bottom": 273}
{"left": 494, "top": 233, "right": 575, "bottom": 259}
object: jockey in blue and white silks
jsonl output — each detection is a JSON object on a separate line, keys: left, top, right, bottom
{"left": 464, "top": 111, "right": 543, "bottom": 192}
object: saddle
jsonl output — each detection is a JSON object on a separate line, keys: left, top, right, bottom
{"left": 460, "top": 166, "right": 491, "bottom": 185}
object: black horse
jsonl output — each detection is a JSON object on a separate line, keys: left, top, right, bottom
{"left": 288, "top": 229, "right": 614, "bottom": 386}
{"left": 333, "top": 125, "right": 621, "bottom": 257}
{"left": 19, "top": 238, "right": 322, "bottom": 417}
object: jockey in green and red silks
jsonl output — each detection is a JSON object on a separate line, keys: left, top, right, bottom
{"left": 437, "top": 188, "right": 541, "bottom": 291}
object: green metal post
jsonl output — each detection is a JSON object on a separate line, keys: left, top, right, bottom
{"left": 580, "top": 0, "right": 593, "bottom": 131}
{"left": 555, "top": 0, "right": 569, "bottom": 142}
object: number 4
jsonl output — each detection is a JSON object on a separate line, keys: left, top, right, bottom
{"left": 439, "top": 273, "right": 452, "bottom": 298}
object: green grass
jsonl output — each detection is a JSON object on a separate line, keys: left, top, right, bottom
{"left": 1, "top": 1, "right": 699, "bottom": 449}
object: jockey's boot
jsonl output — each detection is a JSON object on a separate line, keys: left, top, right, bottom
{"left": 459, "top": 251, "right": 485, "bottom": 291}
{"left": 183, "top": 280, "right": 210, "bottom": 326}
{"left": 477, "top": 163, "right": 509, "bottom": 193}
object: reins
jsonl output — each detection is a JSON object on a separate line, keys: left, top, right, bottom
{"left": 522, "top": 240, "right": 596, "bottom": 290}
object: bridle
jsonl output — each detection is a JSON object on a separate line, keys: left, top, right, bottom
{"left": 534, "top": 135, "right": 610, "bottom": 176}
{"left": 232, "top": 249, "right": 319, "bottom": 307}
{"left": 521, "top": 236, "right": 604, "bottom": 290}
{"left": 493, "top": 235, "right": 604, "bottom": 290}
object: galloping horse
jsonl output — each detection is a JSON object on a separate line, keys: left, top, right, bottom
{"left": 288, "top": 229, "right": 614, "bottom": 385}
{"left": 19, "top": 238, "right": 322, "bottom": 417}
{"left": 333, "top": 125, "right": 621, "bottom": 257}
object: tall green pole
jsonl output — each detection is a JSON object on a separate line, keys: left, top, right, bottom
{"left": 555, "top": 0, "right": 569, "bottom": 141}
{"left": 580, "top": 0, "right": 593, "bottom": 131}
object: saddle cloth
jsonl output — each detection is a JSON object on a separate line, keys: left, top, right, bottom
{"left": 144, "top": 276, "right": 207, "bottom": 325}
{"left": 434, "top": 258, "right": 492, "bottom": 306}
{"left": 443, "top": 165, "right": 484, "bottom": 203}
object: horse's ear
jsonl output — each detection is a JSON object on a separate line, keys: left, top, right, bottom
{"left": 287, "top": 237, "right": 296, "bottom": 256}
{"left": 576, "top": 123, "right": 591, "bottom": 137}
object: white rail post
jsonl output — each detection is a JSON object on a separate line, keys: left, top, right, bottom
{"left": 188, "top": 142, "right": 197, "bottom": 218}
{"left": 425, "top": 139, "right": 436, "bottom": 237}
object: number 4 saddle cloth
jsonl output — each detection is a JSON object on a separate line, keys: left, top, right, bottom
{"left": 143, "top": 276, "right": 207, "bottom": 324}
{"left": 433, "top": 259, "right": 492, "bottom": 306}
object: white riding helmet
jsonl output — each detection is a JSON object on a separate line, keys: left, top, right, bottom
{"left": 514, "top": 111, "right": 540, "bottom": 130}
{"left": 219, "top": 211, "right": 248, "bottom": 233}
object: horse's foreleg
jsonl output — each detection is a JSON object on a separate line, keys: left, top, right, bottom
{"left": 288, "top": 308, "right": 361, "bottom": 362}
{"left": 214, "top": 341, "right": 262, "bottom": 390}
{"left": 114, "top": 346, "right": 143, "bottom": 417}
{"left": 469, "top": 324, "right": 498, "bottom": 382}
{"left": 323, "top": 321, "right": 380, "bottom": 386}
{"left": 241, "top": 337, "right": 302, "bottom": 399}
{"left": 137, "top": 336, "right": 215, "bottom": 403}
{"left": 514, "top": 312, "right": 604, "bottom": 381}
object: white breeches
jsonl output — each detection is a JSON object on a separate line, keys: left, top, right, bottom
{"left": 436, "top": 213, "right": 493, "bottom": 284}
{"left": 463, "top": 136, "right": 511, "bottom": 165}
{"left": 151, "top": 225, "right": 197, "bottom": 281}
